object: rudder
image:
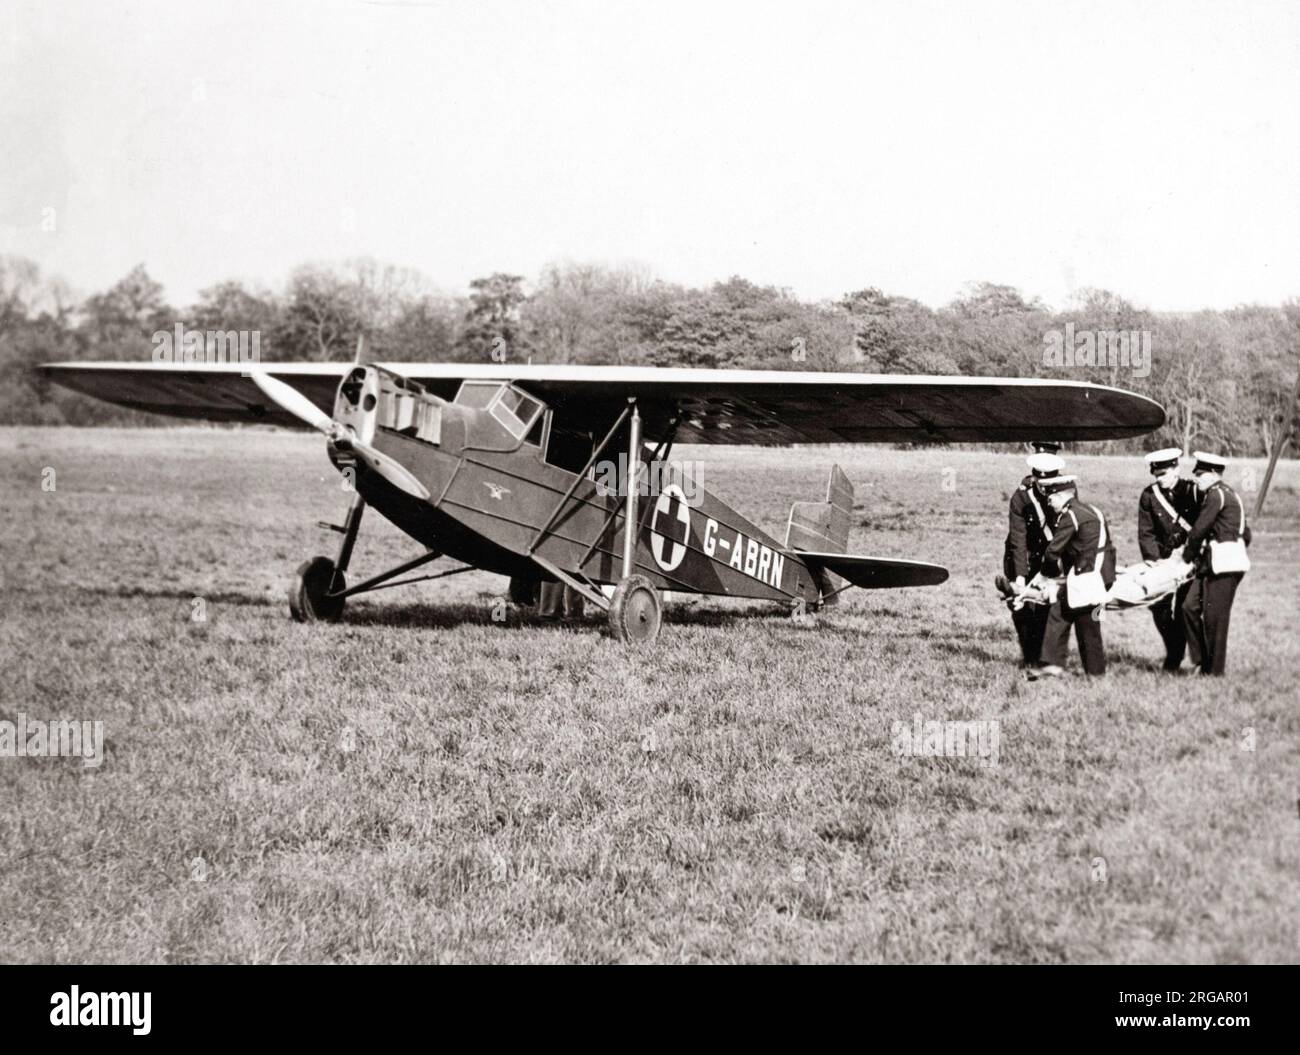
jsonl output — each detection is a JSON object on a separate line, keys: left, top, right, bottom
{"left": 786, "top": 464, "right": 853, "bottom": 554}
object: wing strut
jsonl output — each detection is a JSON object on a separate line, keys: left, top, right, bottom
{"left": 572, "top": 407, "right": 681, "bottom": 572}
{"left": 529, "top": 553, "right": 611, "bottom": 612}
{"left": 527, "top": 403, "right": 632, "bottom": 554}
{"left": 623, "top": 400, "right": 642, "bottom": 577}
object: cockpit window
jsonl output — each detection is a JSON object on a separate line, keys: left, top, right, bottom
{"left": 490, "top": 386, "right": 543, "bottom": 441}
{"left": 454, "top": 380, "right": 503, "bottom": 409}
{"left": 340, "top": 367, "right": 366, "bottom": 407}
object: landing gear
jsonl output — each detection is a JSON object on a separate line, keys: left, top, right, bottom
{"left": 289, "top": 491, "right": 472, "bottom": 623}
{"left": 605, "top": 402, "right": 664, "bottom": 645}
{"left": 608, "top": 573, "right": 662, "bottom": 646}
{"left": 524, "top": 397, "right": 669, "bottom": 645}
{"left": 290, "top": 492, "right": 365, "bottom": 622}
{"left": 290, "top": 556, "right": 346, "bottom": 622}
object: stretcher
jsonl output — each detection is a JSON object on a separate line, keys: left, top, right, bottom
{"left": 996, "top": 555, "right": 1193, "bottom": 612}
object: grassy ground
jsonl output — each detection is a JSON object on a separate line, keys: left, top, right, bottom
{"left": 1, "top": 426, "right": 1298, "bottom": 964}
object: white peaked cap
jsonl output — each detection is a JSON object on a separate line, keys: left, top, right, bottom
{"left": 1144, "top": 447, "right": 1183, "bottom": 465}
{"left": 1039, "top": 474, "right": 1078, "bottom": 493}
{"left": 1192, "top": 451, "right": 1228, "bottom": 471}
{"left": 1026, "top": 453, "right": 1065, "bottom": 475}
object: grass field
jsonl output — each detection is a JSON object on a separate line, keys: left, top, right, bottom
{"left": 2, "top": 426, "right": 1298, "bottom": 964}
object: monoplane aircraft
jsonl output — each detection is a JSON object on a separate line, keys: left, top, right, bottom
{"left": 40, "top": 358, "right": 1164, "bottom": 645}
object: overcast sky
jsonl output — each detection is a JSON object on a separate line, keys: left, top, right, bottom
{"left": 3, "top": 0, "right": 1298, "bottom": 310}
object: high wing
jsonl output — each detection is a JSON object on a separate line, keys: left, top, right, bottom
{"left": 38, "top": 360, "right": 1164, "bottom": 443}
{"left": 39, "top": 361, "right": 348, "bottom": 430}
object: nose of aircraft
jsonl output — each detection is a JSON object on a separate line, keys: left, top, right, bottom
{"left": 250, "top": 368, "right": 430, "bottom": 500}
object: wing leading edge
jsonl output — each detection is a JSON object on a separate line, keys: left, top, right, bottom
{"left": 38, "top": 360, "right": 1165, "bottom": 443}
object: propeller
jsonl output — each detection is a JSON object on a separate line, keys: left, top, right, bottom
{"left": 250, "top": 369, "right": 431, "bottom": 501}
{"left": 251, "top": 368, "right": 334, "bottom": 433}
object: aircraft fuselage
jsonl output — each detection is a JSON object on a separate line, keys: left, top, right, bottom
{"left": 327, "top": 366, "right": 825, "bottom": 604}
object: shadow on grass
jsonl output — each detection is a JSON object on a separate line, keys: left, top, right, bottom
{"left": 344, "top": 601, "right": 789, "bottom": 632}
{"left": 662, "top": 603, "right": 786, "bottom": 628}
{"left": 64, "top": 583, "right": 1018, "bottom": 660}
{"left": 341, "top": 601, "right": 518, "bottom": 630}
{"left": 74, "top": 584, "right": 278, "bottom": 608}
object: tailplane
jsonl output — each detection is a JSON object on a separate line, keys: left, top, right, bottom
{"left": 787, "top": 466, "right": 948, "bottom": 600}
{"left": 799, "top": 552, "right": 949, "bottom": 590}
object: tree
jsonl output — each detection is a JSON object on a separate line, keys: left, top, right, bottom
{"left": 941, "top": 282, "right": 1048, "bottom": 377}
{"left": 949, "top": 282, "right": 1042, "bottom": 318}
{"left": 0, "top": 256, "right": 95, "bottom": 423}
{"left": 384, "top": 294, "right": 461, "bottom": 361}
{"left": 277, "top": 265, "right": 364, "bottom": 360}
{"left": 742, "top": 304, "right": 856, "bottom": 372}
{"left": 527, "top": 262, "right": 615, "bottom": 363}
{"left": 1157, "top": 314, "right": 1235, "bottom": 454}
{"left": 1238, "top": 301, "right": 1300, "bottom": 455}
{"left": 841, "top": 288, "right": 959, "bottom": 374}
{"left": 650, "top": 290, "right": 750, "bottom": 368}
{"left": 458, "top": 273, "right": 529, "bottom": 361}
{"left": 0, "top": 256, "right": 43, "bottom": 337}
{"left": 189, "top": 280, "right": 283, "bottom": 357}
{"left": 78, "top": 264, "right": 173, "bottom": 358}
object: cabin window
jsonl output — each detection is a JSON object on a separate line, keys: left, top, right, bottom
{"left": 490, "top": 386, "right": 543, "bottom": 440}
{"left": 454, "top": 380, "right": 502, "bottom": 409}
{"left": 545, "top": 424, "right": 596, "bottom": 473}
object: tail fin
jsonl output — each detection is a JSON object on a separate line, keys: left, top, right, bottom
{"left": 786, "top": 465, "right": 853, "bottom": 604}
{"left": 786, "top": 464, "right": 853, "bottom": 554}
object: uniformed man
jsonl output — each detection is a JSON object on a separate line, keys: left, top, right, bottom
{"left": 1137, "top": 447, "right": 1201, "bottom": 671}
{"left": 1033, "top": 475, "right": 1117, "bottom": 678}
{"left": 1001, "top": 451, "right": 1066, "bottom": 667}
{"left": 1180, "top": 452, "right": 1251, "bottom": 676}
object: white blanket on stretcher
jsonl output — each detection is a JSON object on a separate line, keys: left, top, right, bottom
{"left": 1010, "top": 555, "right": 1192, "bottom": 610}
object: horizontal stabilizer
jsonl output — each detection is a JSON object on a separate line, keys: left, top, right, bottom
{"left": 799, "top": 551, "right": 949, "bottom": 590}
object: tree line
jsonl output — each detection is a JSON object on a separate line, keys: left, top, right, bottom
{"left": 2, "top": 254, "right": 1296, "bottom": 455}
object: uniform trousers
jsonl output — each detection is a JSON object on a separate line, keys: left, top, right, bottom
{"left": 1041, "top": 600, "right": 1106, "bottom": 675}
{"left": 1183, "top": 571, "right": 1243, "bottom": 676}
{"left": 1151, "top": 579, "right": 1193, "bottom": 671}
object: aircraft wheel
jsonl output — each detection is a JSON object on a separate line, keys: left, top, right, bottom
{"left": 290, "top": 556, "right": 346, "bottom": 622}
{"left": 508, "top": 574, "right": 539, "bottom": 607}
{"left": 608, "top": 574, "right": 662, "bottom": 646}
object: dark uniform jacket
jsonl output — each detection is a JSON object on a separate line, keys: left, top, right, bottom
{"left": 1181, "top": 481, "right": 1252, "bottom": 568}
{"left": 1137, "top": 478, "right": 1200, "bottom": 560}
{"left": 1004, "top": 474, "right": 1057, "bottom": 580}
{"left": 1043, "top": 497, "right": 1117, "bottom": 586}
